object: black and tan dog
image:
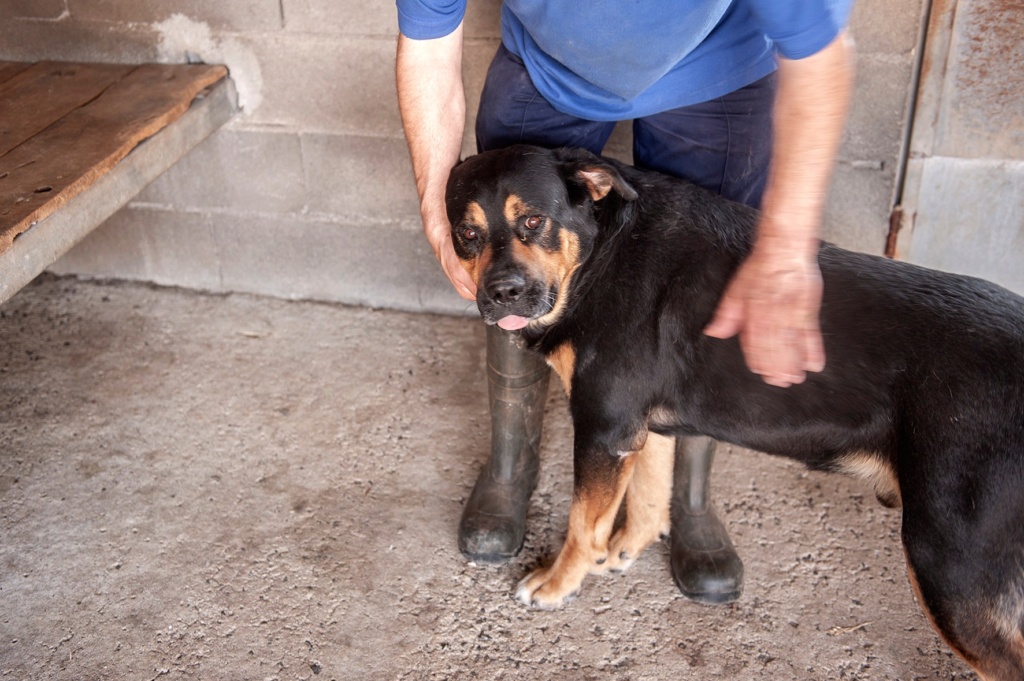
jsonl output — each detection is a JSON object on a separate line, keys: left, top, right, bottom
{"left": 444, "top": 144, "right": 1024, "bottom": 679}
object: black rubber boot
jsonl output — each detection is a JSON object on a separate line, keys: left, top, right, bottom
{"left": 458, "top": 325, "right": 549, "bottom": 563}
{"left": 670, "top": 435, "right": 743, "bottom": 604}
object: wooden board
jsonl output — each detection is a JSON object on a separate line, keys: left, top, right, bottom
{"left": 0, "top": 61, "right": 33, "bottom": 87}
{"left": 0, "top": 62, "right": 135, "bottom": 156}
{"left": 0, "top": 71, "right": 237, "bottom": 305}
{"left": 0, "top": 62, "right": 228, "bottom": 255}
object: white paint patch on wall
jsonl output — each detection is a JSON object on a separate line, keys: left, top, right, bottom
{"left": 155, "top": 13, "right": 263, "bottom": 113}
{"left": 30, "top": 0, "right": 70, "bottom": 22}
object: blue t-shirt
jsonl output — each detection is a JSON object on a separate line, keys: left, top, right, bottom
{"left": 397, "top": 0, "right": 851, "bottom": 121}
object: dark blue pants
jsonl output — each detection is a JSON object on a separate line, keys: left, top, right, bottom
{"left": 475, "top": 44, "right": 776, "bottom": 209}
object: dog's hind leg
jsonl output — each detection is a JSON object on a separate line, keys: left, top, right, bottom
{"left": 978, "top": 583, "right": 1024, "bottom": 681}
{"left": 599, "top": 432, "right": 674, "bottom": 574}
{"left": 903, "top": 514, "right": 1024, "bottom": 680}
{"left": 516, "top": 443, "right": 638, "bottom": 609}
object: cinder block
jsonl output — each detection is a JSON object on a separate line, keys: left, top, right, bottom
{"left": 58, "top": 207, "right": 468, "bottom": 314}
{"left": 282, "top": 0, "right": 397, "bottom": 36}
{"left": 282, "top": 0, "right": 500, "bottom": 38}
{"left": 50, "top": 207, "right": 223, "bottom": 291}
{"left": 823, "top": 163, "right": 895, "bottom": 255}
{"left": 301, "top": 133, "right": 419, "bottom": 220}
{"left": 68, "top": 0, "right": 283, "bottom": 32}
{"left": 214, "top": 213, "right": 469, "bottom": 315}
{"left": 240, "top": 32, "right": 498, "bottom": 141}
{"left": 0, "top": 18, "right": 158, "bottom": 63}
{"left": 7, "top": 0, "right": 67, "bottom": 20}
{"left": 849, "top": 0, "right": 924, "bottom": 55}
{"left": 842, "top": 54, "right": 914, "bottom": 164}
{"left": 246, "top": 34, "right": 404, "bottom": 137}
{"left": 135, "top": 129, "right": 307, "bottom": 214}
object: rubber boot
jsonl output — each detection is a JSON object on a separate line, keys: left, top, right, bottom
{"left": 670, "top": 435, "right": 743, "bottom": 604}
{"left": 458, "top": 325, "right": 550, "bottom": 562}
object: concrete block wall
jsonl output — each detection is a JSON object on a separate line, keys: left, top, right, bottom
{"left": 885, "top": 0, "right": 1024, "bottom": 296}
{"left": 1, "top": 0, "right": 922, "bottom": 315}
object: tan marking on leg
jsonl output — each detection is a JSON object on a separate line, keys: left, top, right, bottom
{"left": 839, "top": 451, "right": 901, "bottom": 508}
{"left": 516, "top": 453, "right": 637, "bottom": 609}
{"left": 984, "top": 573, "right": 1024, "bottom": 679}
{"left": 601, "top": 432, "right": 674, "bottom": 574}
{"left": 991, "top": 568, "right": 1024, "bottom": 641}
{"left": 903, "top": 549, "right": 1024, "bottom": 679}
{"left": 905, "top": 555, "right": 967, "bottom": 664}
{"left": 546, "top": 342, "right": 575, "bottom": 396}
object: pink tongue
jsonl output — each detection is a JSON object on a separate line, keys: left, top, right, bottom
{"left": 497, "top": 315, "right": 530, "bottom": 331}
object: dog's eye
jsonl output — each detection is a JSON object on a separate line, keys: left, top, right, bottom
{"left": 461, "top": 226, "right": 478, "bottom": 241}
{"left": 525, "top": 216, "right": 544, "bottom": 230}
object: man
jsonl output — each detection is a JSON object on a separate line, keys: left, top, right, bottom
{"left": 396, "top": 1, "right": 854, "bottom": 604}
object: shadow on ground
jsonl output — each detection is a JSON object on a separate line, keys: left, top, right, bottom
{"left": 0, "top": 277, "right": 976, "bottom": 680}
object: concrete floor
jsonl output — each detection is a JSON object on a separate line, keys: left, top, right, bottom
{"left": 0, "top": 276, "right": 977, "bottom": 681}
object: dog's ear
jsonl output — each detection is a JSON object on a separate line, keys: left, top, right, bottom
{"left": 554, "top": 147, "right": 638, "bottom": 203}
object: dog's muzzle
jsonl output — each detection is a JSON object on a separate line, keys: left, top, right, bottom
{"left": 478, "top": 272, "right": 554, "bottom": 331}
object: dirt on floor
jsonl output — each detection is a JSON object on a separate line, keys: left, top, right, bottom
{"left": 0, "top": 276, "right": 977, "bottom": 681}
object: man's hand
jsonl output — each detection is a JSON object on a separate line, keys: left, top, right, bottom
{"left": 396, "top": 26, "right": 471, "bottom": 301}
{"left": 705, "top": 30, "right": 853, "bottom": 387}
{"left": 704, "top": 235, "right": 825, "bottom": 387}
{"left": 427, "top": 227, "right": 477, "bottom": 300}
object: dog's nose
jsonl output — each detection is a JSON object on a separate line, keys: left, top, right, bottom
{"left": 487, "top": 274, "right": 526, "bottom": 305}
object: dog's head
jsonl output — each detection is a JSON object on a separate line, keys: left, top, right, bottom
{"left": 445, "top": 145, "right": 637, "bottom": 331}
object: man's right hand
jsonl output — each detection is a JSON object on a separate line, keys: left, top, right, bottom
{"left": 396, "top": 26, "right": 471, "bottom": 302}
{"left": 428, "top": 227, "right": 477, "bottom": 300}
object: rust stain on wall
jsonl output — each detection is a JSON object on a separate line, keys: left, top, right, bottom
{"left": 954, "top": 0, "right": 1024, "bottom": 113}
{"left": 939, "top": 0, "right": 1024, "bottom": 157}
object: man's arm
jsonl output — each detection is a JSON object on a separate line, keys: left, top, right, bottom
{"left": 396, "top": 24, "right": 476, "bottom": 300}
{"left": 704, "top": 30, "right": 855, "bottom": 387}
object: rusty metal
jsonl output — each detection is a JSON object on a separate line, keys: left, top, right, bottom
{"left": 891, "top": 0, "right": 935, "bottom": 212}
{"left": 885, "top": 206, "right": 904, "bottom": 258}
{"left": 893, "top": 0, "right": 1024, "bottom": 289}
{"left": 933, "top": 0, "right": 1024, "bottom": 159}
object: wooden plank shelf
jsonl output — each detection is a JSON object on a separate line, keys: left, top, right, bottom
{"left": 0, "top": 61, "right": 237, "bottom": 304}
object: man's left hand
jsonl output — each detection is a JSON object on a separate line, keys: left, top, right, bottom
{"left": 704, "top": 234, "right": 825, "bottom": 387}
{"left": 704, "top": 29, "right": 853, "bottom": 387}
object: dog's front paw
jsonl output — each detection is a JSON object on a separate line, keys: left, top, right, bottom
{"left": 598, "top": 523, "right": 664, "bottom": 574}
{"left": 515, "top": 566, "right": 582, "bottom": 610}
{"left": 599, "top": 536, "right": 637, "bottom": 574}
